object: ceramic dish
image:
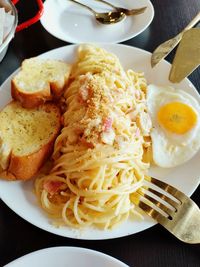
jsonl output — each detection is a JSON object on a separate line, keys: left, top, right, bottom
{"left": 4, "top": 246, "right": 129, "bottom": 267}
{"left": 0, "top": 44, "right": 199, "bottom": 240}
{"left": 40, "top": 0, "right": 154, "bottom": 43}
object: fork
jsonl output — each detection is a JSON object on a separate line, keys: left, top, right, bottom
{"left": 94, "top": 0, "right": 147, "bottom": 16}
{"left": 134, "top": 176, "right": 200, "bottom": 244}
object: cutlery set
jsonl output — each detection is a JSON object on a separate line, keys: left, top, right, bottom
{"left": 151, "top": 12, "right": 200, "bottom": 68}
{"left": 69, "top": 0, "right": 147, "bottom": 24}
{"left": 151, "top": 11, "right": 200, "bottom": 82}
{"left": 69, "top": 0, "right": 126, "bottom": 24}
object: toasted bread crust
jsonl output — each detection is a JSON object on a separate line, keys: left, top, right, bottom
{"left": 0, "top": 136, "right": 56, "bottom": 181}
{"left": 11, "top": 81, "right": 51, "bottom": 108}
{"left": 0, "top": 102, "right": 61, "bottom": 181}
{"left": 11, "top": 80, "right": 69, "bottom": 109}
{"left": 11, "top": 58, "right": 71, "bottom": 108}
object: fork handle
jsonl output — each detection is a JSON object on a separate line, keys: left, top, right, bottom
{"left": 183, "top": 11, "right": 200, "bottom": 31}
{"left": 69, "top": 0, "right": 96, "bottom": 15}
{"left": 94, "top": 0, "right": 117, "bottom": 9}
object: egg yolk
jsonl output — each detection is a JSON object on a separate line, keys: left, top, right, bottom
{"left": 157, "top": 102, "right": 197, "bottom": 134}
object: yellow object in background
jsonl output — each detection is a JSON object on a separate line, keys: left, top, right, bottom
{"left": 169, "top": 28, "right": 200, "bottom": 83}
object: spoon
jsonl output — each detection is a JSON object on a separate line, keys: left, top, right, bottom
{"left": 94, "top": 0, "right": 147, "bottom": 16}
{"left": 69, "top": 0, "right": 126, "bottom": 24}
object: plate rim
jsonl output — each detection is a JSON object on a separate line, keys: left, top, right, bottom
{"left": 4, "top": 246, "right": 129, "bottom": 267}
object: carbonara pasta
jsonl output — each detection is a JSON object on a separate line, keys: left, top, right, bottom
{"left": 35, "top": 45, "right": 152, "bottom": 229}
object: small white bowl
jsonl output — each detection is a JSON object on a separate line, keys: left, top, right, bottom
{"left": 0, "top": 0, "right": 18, "bottom": 62}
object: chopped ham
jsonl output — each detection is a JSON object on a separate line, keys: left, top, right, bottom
{"left": 60, "top": 116, "right": 64, "bottom": 126}
{"left": 102, "top": 117, "right": 113, "bottom": 132}
{"left": 135, "top": 127, "right": 141, "bottom": 138}
{"left": 79, "top": 136, "right": 94, "bottom": 148}
{"left": 43, "top": 180, "right": 64, "bottom": 195}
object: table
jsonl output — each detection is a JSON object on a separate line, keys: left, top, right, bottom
{"left": 0, "top": 0, "right": 200, "bottom": 266}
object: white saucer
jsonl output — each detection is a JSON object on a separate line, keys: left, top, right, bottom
{"left": 4, "top": 247, "right": 129, "bottom": 267}
{"left": 40, "top": 0, "right": 154, "bottom": 43}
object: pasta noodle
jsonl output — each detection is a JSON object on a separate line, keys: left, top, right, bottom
{"left": 35, "top": 45, "right": 151, "bottom": 229}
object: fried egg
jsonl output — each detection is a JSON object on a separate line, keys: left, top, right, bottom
{"left": 147, "top": 85, "right": 200, "bottom": 168}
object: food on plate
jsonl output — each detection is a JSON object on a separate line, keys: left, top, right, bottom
{"left": 2, "top": 43, "right": 199, "bottom": 232}
{"left": 11, "top": 58, "right": 71, "bottom": 108}
{"left": 35, "top": 44, "right": 152, "bottom": 229}
{"left": 147, "top": 85, "right": 200, "bottom": 168}
{"left": 0, "top": 101, "right": 61, "bottom": 180}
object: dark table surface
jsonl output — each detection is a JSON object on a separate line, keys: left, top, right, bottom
{"left": 0, "top": 0, "right": 200, "bottom": 266}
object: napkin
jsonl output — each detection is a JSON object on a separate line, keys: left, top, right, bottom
{"left": 0, "top": 7, "right": 14, "bottom": 46}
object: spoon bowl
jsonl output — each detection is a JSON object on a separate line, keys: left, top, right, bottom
{"left": 95, "top": 11, "right": 126, "bottom": 24}
{"left": 69, "top": 0, "right": 126, "bottom": 25}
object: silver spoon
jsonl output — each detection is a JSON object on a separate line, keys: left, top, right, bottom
{"left": 94, "top": 0, "right": 147, "bottom": 16}
{"left": 69, "top": 0, "right": 126, "bottom": 24}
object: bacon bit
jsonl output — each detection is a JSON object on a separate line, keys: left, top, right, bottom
{"left": 135, "top": 128, "right": 140, "bottom": 138}
{"left": 60, "top": 116, "right": 64, "bottom": 126}
{"left": 102, "top": 117, "right": 113, "bottom": 132}
{"left": 78, "top": 196, "right": 84, "bottom": 204}
{"left": 75, "top": 128, "right": 83, "bottom": 135}
{"left": 79, "top": 136, "right": 95, "bottom": 148}
{"left": 43, "top": 181, "right": 64, "bottom": 195}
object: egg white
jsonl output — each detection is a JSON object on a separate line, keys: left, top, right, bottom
{"left": 147, "top": 85, "right": 200, "bottom": 168}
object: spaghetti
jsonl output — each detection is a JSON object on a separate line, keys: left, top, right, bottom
{"left": 35, "top": 45, "right": 151, "bottom": 229}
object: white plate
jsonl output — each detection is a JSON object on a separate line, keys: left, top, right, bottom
{"left": 40, "top": 0, "right": 154, "bottom": 43}
{"left": 0, "top": 44, "right": 200, "bottom": 240}
{"left": 4, "top": 246, "right": 129, "bottom": 267}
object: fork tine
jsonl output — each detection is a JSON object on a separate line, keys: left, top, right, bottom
{"left": 147, "top": 187, "right": 180, "bottom": 209}
{"left": 138, "top": 189, "right": 175, "bottom": 218}
{"left": 138, "top": 193, "right": 200, "bottom": 244}
{"left": 138, "top": 198, "right": 170, "bottom": 225}
{"left": 145, "top": 176, "right": 186, "bottom": 202}
{"left": 141, "top": 177, "right": 200, "bottom": 244}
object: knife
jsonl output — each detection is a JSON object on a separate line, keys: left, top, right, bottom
{"left": 151, "top": 12, "right": 200, "bottom": 68}
{"left": 169, "top": 28, "right": 200, "bottom": 83}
